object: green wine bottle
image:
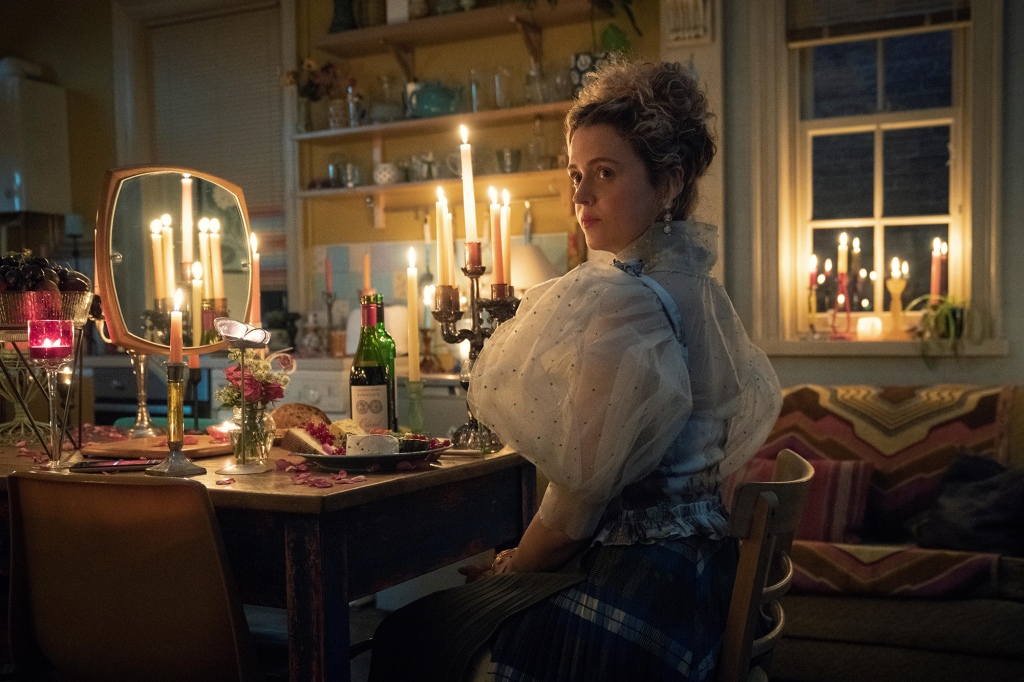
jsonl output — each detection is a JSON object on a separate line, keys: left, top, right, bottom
{"left": 349, "top": 295, "right": 390, "bottom": 431}
{"left": 375, "top": 293, "right": 398, "bottom": 431}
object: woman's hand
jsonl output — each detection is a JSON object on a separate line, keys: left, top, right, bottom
{"left": 458, "top": 548, "right": 517, "bottom": 583}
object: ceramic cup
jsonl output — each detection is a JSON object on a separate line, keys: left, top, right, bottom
{"left": 374, "top": 162, "right": 404, "bottom": 185}
{"left": 496, "top": 148, "right": 522, "bottom": 174}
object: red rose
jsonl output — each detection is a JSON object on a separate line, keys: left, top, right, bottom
{"left": 263, "top": 382, "right": 285, "bottom": 402}
{"left": 240, "top": 375, "right": 263, "bottom": 402}
{"left": 224, "top": 365, "right": 242, "bottom": 383}
{"left": 275, "top": 354, "right": 295, "bottom": 371}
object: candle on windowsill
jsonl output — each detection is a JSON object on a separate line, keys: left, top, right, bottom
{"left": 837, "top": 232, "right": 848, "bottom": 275}
{"left": 808, "top": 254, "right": 817, "bottom": 289}
{"left": 856, "top": 316, "right": 883, "bottom": 341}
{"left": 930, "top": 237, "right": 942, "bottom": 305}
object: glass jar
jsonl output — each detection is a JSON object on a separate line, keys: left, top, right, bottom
{"left": 230, "top": 404, "right": 276, "bottom": 467}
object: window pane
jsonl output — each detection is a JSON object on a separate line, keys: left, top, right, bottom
{"left": 882, "top": 224, "right": 949, "bottom": 311}
{"left": 883, "top": 126, "right": 950, "bottom": 217}
{"left": 812, "top": 133, "right": 874, "bottom": 220}
{"left": 884, "top": 31, "right": 952, "bottom": 112}
{"left": 812, "top": 227, "right": 875, "bottom": 312}
{"left": 809, "top": 40, "right": 877, "bottom": 118}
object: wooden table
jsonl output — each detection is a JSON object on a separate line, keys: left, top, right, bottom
{"left": 0, "top": 447, "right": 536, "bottom": 681}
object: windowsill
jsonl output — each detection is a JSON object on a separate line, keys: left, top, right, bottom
{"left": 759, "top": 337, "right": 1008, "bottom": 358}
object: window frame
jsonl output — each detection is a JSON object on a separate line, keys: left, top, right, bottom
{"left": 748, "top": 0, "right": 1005, "bottom": 356}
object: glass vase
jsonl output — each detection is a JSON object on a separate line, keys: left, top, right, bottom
{"left": 230, "top": 404, "right": 276, "bottom": 468}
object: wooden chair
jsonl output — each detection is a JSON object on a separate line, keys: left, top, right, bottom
{"left": 7, "top": 472, "right": 262, "bottom": 682}
{"left": 718, "top": 448, "right": 814, "bottom": 682}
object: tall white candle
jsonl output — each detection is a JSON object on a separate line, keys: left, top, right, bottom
{"left": 209, "top": 218, "right": 225, "bottom": 300}
{"left": 198, "top": 218, "right": 212, "bottom": 299}
{"left": 407, "top": 248, "right": 421, "bottom": 382}
{"left": 160, "top": 214, "right": 176, "bottom": 302}
{"left": 181, "top": 174, "right": 193, "bottom": 265}
{"left": 191, "top": 261, "right": 203, "bottom": 345}
{"left": 500, "top": 189, "right": 511, "bottom": 284}
{"left": 837, "top": 232, "right": 848, "bottom": 274}
{"left": 488, "top": 187, "right": 503, "bottom": 284}
{"left": 459, "top": 125, "right": 478, "bottom": 244}
{"left": 169, "top": 289, "right": 183, "bottom": 363}
{"left": 436, "top": 188, "right": 449, "bottom": 287}
{"left": 250, "top": 233, "right": 261, "bottom": 326}
{"left": 444, "top": 209, "right": 456, "bottom": 286}
{"left": 150, "top": 220, "right": 166, "bottom": 301}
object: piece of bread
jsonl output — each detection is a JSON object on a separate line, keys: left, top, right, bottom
{"left": 271, "top": 403, "right": 330, "bottom": 429}
{"left": 346, "top": 433, "right": 399, "bottom": 455}
{"left": 280, "top": 427, "right": 329, "bottom": 455}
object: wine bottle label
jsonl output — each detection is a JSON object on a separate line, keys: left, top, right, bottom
{"left": 351, "top": 384, "right": 389, "bottom": 430}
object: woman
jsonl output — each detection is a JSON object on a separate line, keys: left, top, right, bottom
{"left": 370, "top": 60, "right": 781, "bottom": 682}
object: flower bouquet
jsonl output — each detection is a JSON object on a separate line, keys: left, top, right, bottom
{"left": 214, "top": 349, "right": 295, "bottom": 466}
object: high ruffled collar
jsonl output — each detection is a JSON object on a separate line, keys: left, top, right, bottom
{"left": 614, "top": 220, "right": 719, "bottom": 273}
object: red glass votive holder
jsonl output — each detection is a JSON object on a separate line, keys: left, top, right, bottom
{"left": 28, "top": 320, "right": 74, "bottom": 362}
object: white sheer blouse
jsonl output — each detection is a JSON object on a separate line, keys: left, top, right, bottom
{"left": 468, "top": 221, "right": 781, "bottom": 542}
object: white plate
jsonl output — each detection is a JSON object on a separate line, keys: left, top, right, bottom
{"left": 298, "top": 444, "right": 452, "bottom": 471}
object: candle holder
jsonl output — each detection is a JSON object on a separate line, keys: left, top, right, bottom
{"left": 27, "top": 320, "right": 75, "bottom": 469}
{"left": 806, "top": 284, "right": 820, "bottom": 339}
{"left": 830, "top": 273, "right": 853, "bottom": 340}
{"left": 125, "top": 350, "right": 163, "bottom": 438}
{"left": 431, "top": 267, "right": 518, "bottom": 452}
{"left": 146, "top": 362, "right": 205, "bottom": 477}
{"left": 887, "top": 277, "right": 908, "bottom": 340}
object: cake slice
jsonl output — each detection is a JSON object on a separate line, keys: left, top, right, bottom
{"left": 281, "top": 427, "right": 330, "bottom": 455}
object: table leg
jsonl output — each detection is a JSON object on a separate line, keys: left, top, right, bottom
{"left": 285, "top": 514, "right": 349, "bottom": 682}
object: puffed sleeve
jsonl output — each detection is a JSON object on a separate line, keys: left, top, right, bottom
{"left": 468, "top": 263, "right": 692, "bottom": 540}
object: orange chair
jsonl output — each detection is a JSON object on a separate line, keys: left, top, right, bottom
{"left": 718, "top": 449, "right": 814, "bottom": 682}
{"left": 7, "top": 472, "right": 262, "bottom": 682}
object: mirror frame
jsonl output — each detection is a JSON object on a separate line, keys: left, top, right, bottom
{"left": 95, "top": 164, "right": 253, "bottom": 356}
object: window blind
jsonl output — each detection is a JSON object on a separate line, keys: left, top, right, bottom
{"left": 149, "top": 5, "right": 283, "bottom": 210}
{"left": 786, "top": 0, "right": 970, "bottom": 45}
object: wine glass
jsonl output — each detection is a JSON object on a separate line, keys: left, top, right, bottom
{"left": 27, "top": 320, "right": 74, "bottom": 469}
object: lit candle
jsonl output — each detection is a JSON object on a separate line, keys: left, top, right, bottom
{"left": 150, "top": 220, "right": 166, "bottom": 301}
{"left": 891, "top": 256, "right": 902, "bottom": 280}
{"left": 250, "top": 234, "right": 261, "bottom": 327}
{"left": 28, "top": 320, "right": 72, "bottom": 361}
{"left": 902, "top": 260, "right": 909, "bottom": 278}
{"left": 181, "top": 174, "right": 193, "bottom": 265}
{"left": 851, "top": 237, "right": 861, "bottom": 276}
{"left": 198, "top": 218, "right": 212, "bottom": 299}
{"left": 500, "top": 189, "right": 511, "bottom": 283}
{"left": 489, "top": 187, "right": 504, "bottom": 284}
{"left": 930, "top": 237, "right": 942, "bottom": 305}
{"left": 188, "top": 353, "right": 200, "bottom": 369}
{"left": 363, "top": 253, "right": 372, "bottom": 292}
{"left": 459, "top": 125, "right": 478, "bottom": 244}
{"left": 191, "top": 261, "right": 203, "bottom": 345}
{"left": 824, "top": 258, "right": 833, "bottom": 276}
{"left": 161, "top": 214, "right": 176, "bottom": 301}
{"left": 325, "top": 257, "right": 333, "bottom": 293}
{"left": 209, "top": 219, "right": 225, "bottom": 300}
{"left": 837, "top": 232, "right": 848, "bottom": 274}
{"left": 169, "top": 289, "right": 183, "bottom": 363}
{"left": 444, "top": 209, "right": 456, "bottom": 286}
{"left": 939, "top": 241, "right": 948, "bottom": 297}
{"left": 435, "top": 187, "right": 447, "bottom": 286}
{"left": 407, "top": 248, "right": 421, "bottom": 382}
{"left": 808, "top": 254, "right": 817, "bottom": 289}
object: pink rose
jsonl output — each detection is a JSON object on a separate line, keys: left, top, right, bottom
{"left": 239, "top": 374, "right": 263, "bottom": 402}
{"left": 275, "top": 354, "right": 295, "bottom": 372}
{"left": 224, "top": 365, "right": 242, "bottom": 383}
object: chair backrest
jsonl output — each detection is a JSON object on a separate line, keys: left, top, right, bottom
{"left": 718, "top": 449, "right": 814, "bottom": 682}
{"left": 7, "top": 472, "right": 260, "bottom": 682}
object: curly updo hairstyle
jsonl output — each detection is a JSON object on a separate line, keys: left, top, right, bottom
{"left": 565, "top": 59, "right": 716, "bottom": 220}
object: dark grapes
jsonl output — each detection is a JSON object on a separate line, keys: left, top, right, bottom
{"left": 0, "top": 251, "right": 91, "bottom": 294}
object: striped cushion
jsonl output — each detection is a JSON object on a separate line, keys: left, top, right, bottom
{"left": 722, "top": 457, "right": 873, "bottom": 542}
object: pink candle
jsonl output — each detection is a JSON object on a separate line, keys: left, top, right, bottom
{"left": 363, "top": 253, "right": 372, "bottom": 292}
{"left": 325, "top": 257, "right": 333, "bottom": 292}
{"left": 808, "top": 254, "right": 817, "bottom": 289}
{"left": 250, "top": 234, "right": 261, "bottom": 327}
{"left": 188, "top": 353, "right": 200, "bottom": 369}
{"left": 929, "top": 237, "right": 942, "bottom": 305}
{"left": 169, "top": 289, "right": 183, "bottom": 363}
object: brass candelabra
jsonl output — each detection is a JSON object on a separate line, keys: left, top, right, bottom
{"left": 431, "top": 258, "right": 518, "bottom": 452}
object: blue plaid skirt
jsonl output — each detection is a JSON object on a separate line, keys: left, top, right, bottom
{"left": 489, "top": 536, "right": 738, "bottom": 682}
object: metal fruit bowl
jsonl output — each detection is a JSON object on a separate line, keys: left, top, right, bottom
{"left": 0, "top": 291, "right": 94, "bottom": 331}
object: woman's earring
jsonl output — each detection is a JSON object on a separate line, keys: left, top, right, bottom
{"left": 662, "top": 203, "right": 673, "bottom": 233}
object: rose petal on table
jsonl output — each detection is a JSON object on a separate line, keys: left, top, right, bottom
{"left": 14, "top": 440, "right": 25, "bottom": 447}
{"left": 329, "top": 471, "right": 348, "bottom": 481}
{"left": 309, "top": 477, "right": 333, "bottom": 488}
{"left": 275, "top": 458, "right": 291, "bottom": 470}
{"left": 62, "top": 441, "right": 75, "bottom": 451}
{"left": 340, "top": 475, "right": 366, "bottom": 484}
{"left": 216, "top": 478, "right": 236, "bottom": 485}
{"left": 183, "top": 435, "right": 199, "bottom": 445}
{"left": 290, "top": 473, "right": 310, "bottom": 485}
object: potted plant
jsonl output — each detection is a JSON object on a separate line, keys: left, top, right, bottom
{"left": 906, "top": 294, "right": 969, "bottom": 359}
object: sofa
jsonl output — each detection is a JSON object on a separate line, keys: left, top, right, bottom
{"left": 722, "top": 384, "right": 1024, "bottom": 682}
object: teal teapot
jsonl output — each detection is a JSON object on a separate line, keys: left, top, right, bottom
{"left": 406, "top": 81, "right": 463, "bottom": 118}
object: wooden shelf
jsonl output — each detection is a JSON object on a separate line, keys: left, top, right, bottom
{"left": 300, "top": 168, "right": 570, "bottom": 209}
{"left": 295, "top": 101, "right": 572, "bottom": 145}
{"left": 316, "top": 0, "right": 600, "bottom": 59}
